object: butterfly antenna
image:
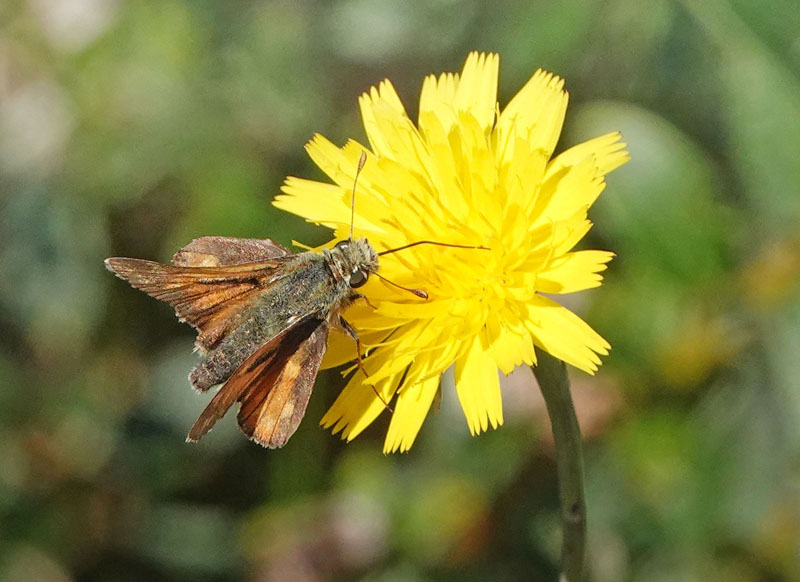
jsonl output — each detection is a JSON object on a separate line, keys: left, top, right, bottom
{"left": 378, "top": 240, "right": 489, "bottom": 256}
{"left": 374, "top": 272, "right": 428, "bottom": 299}
{"left": 375, "top": 241, "right": 489, "bottom": 299}
{"left": 350, "top": 151, "right": 368, "bottom": 240}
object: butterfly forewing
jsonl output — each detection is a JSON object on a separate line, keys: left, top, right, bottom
{"left": 105, "top": 237, "right": 293, "bottom": 350}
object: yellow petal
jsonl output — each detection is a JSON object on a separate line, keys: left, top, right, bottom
{"left": 359, "top": 81, "right": 432, "bottom": 180}
{"left": 454, "top": 334, "right": 504, "bottom": 435}
{"left": 485, "top": 314, "right": 536, "bottom": 374}
{"left": 454, "top": 111, "right": 500, "bottom": 222}
{"left": 383, "top": 375, "right": 440, "bottom": 453}
{"left": 275, "top": 176, "right": 355, "bottom": 231}
{"left": 495, "top": 69, "right": 568, "bottom": 166}
{"left": 320, "top": 328, "right": 392, "bottom": 370}
{"left": 401, "top": 339, "right": 463, "bottom": 388}
{"left": 321, "top": 370, "right": 399, "bottom": 441}
{"left": 552, "top": 216, "right": 594, "bottom": 257}
{"left": 304, "top": 133, "right": 360, "bottom": 188}
{"left": 531, "top": 157, "right": 603, "bottom": 226}
{"left": 537, "top": 250, "right": 614, "bottom": 294}
{"left": 359, "top": 80, "right": 409, "bottom": 158}
{"left": 453, "top": 52, "right": 499, "bottom": 134}
{"left": 499, "top": 137, "right": 549, "bottom": 211}
{"left": 419, "top": 72, "right": 460, "bottom": 135}
{"left": 416, "top": 112, "right": 470, "bottom": 221}
{"left": 544, "top": 131, "right": 629, "bottom": 181}
{"left": 524, "top": 295, "right": 610, "bottom": 374}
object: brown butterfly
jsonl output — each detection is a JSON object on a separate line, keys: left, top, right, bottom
{"left": 106, "top": 154, "right": 484, "bottom": 448}
{"left": 106, "top": 233, "right": 381, "bottom": 448}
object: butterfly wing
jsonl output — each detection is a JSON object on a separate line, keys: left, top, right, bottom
{"left": 187, "top": 316, "right": 329, "bottom": 448}
{"left": 105, "top": 237, "right": 294, "bottom": 350}
{"left": 109, "top": 237, "right": 334, "bottom": 447}
{"left": 172, "top": 236, "right": 290, "bottom": 267}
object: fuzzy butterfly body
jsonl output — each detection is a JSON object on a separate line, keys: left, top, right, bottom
{"left": 105, "top": 236, "right": 379, "bottom": 448}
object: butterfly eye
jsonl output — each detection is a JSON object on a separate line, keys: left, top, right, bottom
{"left": 349, "top": 268, "right": 369, "bottom": 288}
{"left": 335, "top": 241, "right": 350, "bottom": 252}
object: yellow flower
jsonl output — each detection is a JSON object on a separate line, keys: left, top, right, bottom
{"left": 274, "top": 52, "right": 629, "bottom": 453}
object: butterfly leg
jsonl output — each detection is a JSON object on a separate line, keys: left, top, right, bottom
{"left": 338, "top": 316, "right": 369, "bottom": 379}
{"left": 338, "top": 315, "right": 394, "bottom": 414}
{"left": 352, "top": 292, "right": 377, "bottom": 310}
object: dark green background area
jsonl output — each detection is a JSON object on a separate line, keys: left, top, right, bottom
{"left": 1, "top": 1, "right": 799, "bottom": 580}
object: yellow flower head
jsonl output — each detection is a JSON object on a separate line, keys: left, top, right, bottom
{"left": 275, "top": 52, "right": 629, "bottom": 453}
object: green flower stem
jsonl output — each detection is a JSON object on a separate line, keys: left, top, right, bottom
{"left": 532, "top": 348, "right": 587, "bottom": 582}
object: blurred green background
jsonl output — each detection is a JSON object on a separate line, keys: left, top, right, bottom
{"left": 2, "top": 0, "right": 799, "bottom": 580}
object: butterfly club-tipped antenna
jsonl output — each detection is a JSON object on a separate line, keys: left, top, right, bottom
{"left": 378, "top": 240, "right": 490, "bottom": 256}
{"left": 350, "top": 151, "right": 368, "bottom": 240}
{"left": 374, "top": 272, "right": 429, "bottom": 299}
{"left": 375, "top": 240, "right": 491, "bottom": 300}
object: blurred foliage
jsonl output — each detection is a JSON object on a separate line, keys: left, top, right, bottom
{"left": 1, "top": 0, "right": 799, "bottom": 581}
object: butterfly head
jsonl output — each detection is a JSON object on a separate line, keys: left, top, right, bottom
{"left": 332, "top": 238, "right": 379, "bottom": 288}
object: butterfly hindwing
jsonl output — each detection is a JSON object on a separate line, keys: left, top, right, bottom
{"left": 187, "top": 316, "right": 328, "bottom": 448}
{"left": 239, "top": 321, "right": 329, "bottom": 448}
